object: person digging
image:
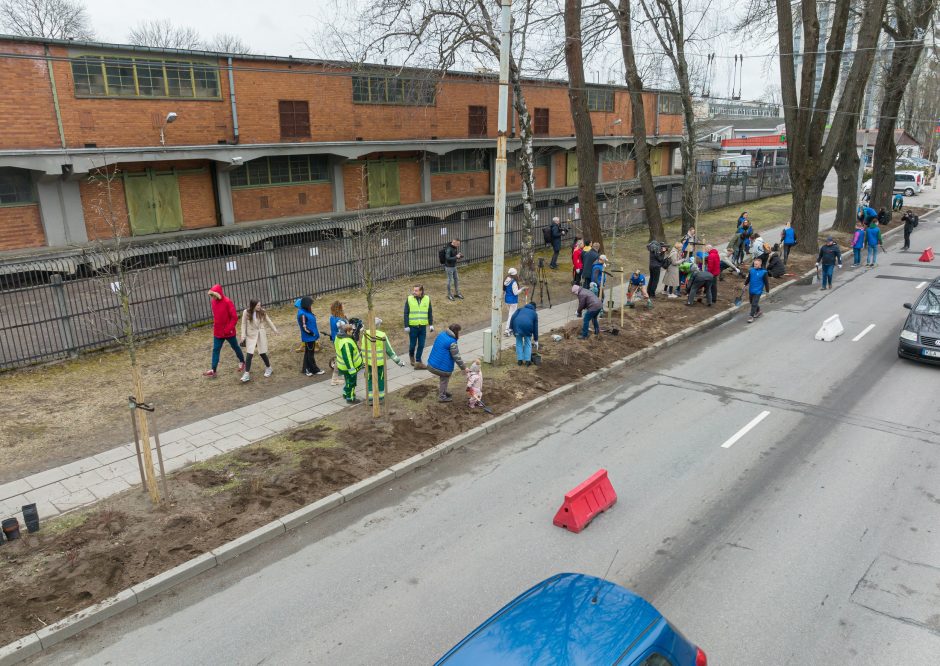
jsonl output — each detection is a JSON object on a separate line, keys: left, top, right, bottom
{"left": 626, "top": 270, "right": 653, "bottom": 309}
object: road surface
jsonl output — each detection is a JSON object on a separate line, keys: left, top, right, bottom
{"left": 36, "top": 211, "right": 940, "bottom": 665}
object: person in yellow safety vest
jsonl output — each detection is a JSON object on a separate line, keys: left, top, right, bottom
{"left": 334, "top": 323, "right": 364, "bottom": 404}
{"left": 361, "top": 318, "right": 405, "bottom": 401}
{"left": 404, "top": 284, "right": 433, "bottom": 369}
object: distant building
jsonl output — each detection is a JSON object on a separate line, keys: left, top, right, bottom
{"left": 693, "top": 99, "right": 780, "bottom": 120}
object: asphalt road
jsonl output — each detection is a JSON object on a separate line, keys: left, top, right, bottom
{"left": 36, "top": 211, "right": 940, "bottom": 665}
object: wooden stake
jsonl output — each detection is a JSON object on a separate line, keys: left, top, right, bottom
{"left": 131, "top": 365, "right": 160, "bottom": 505}
{"left": 620, "top": 265, "right": 625, "bottom": 328}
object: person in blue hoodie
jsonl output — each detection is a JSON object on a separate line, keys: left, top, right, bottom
{"left": 779, "top": 222, "right": 797, "bottom": 264}
{"left": 590, "top": 254, "right": 608, "bottom": 296}
{"left": 862, "top": 205, "right": 878, "bottom": 225}
{"left": 509, "top": 302, "right": 539, "bottom": 366}
{"left": 503, "top": 268, "right": 525, "bottom": 336}
{"left": 743, "top": 258, "right": 770, "bottom": 323}
{"left": 296, "top": 296, "right": 324, "bottom": 376}
{"left": 426, "top": 324, "right": 467, "bottom": 402}
{"left": 851, "top": 221, "right": 865, "bottom": 267}
{"left": 865, "top": 220, "right": 884, "bottom": 267}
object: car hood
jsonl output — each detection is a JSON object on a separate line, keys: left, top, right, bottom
{"left": 907, "top": 313, "right": 940, "bottom": 335}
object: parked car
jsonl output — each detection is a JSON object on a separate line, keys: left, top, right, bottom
{"left": 898, "top": 277, "right": 940, "bottom": 365}
{"left": 434, "top": 573, "right": 707, "bottom": 665}
{"left": 863, "top": 170, "right": 923, "bottom": 196}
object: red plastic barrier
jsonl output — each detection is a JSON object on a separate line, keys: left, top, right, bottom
{"left": 919, "top": 247, "right": 935, "bottom": 263}
{"left": 552, "top": 469, "right": 617, "bottom": 533}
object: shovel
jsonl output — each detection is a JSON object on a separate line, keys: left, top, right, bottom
{"left": 734, "top": 285, "right": 747, "bottom": 307}
{"left": 478, "top": 401, "right": 495, "bottom": 415}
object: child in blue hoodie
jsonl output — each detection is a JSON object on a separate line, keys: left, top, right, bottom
{"left": 296, "top": 296, "right": 323, "bottom": 376}
{"left": 743, "top": 258, "right": 770, "bottom": 323}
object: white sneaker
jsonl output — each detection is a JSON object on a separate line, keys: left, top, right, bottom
{"left": 240, "top": 372, "right": 250, "bottom": 383}
{"left": 263, "top": 367, "right": 273, "bottom": 378}
{"left": 667, "top": 293, "right": 678, "bottom": 299}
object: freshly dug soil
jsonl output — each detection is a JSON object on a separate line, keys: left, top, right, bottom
{"left": 0, "top": 295, "right": 741, "bottom": 645}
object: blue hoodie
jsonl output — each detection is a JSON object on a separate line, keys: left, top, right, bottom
{"left": 590, "top": 261, "right": 606, "bottom": 287}
{"left": 866, "top": 224, "right": 882, "bottom": 247}
{"left": 509, "top": 302, "right": 539, "bottom": 340}
{"left": 746, "top": 267, "right": 769, "bottom": 295}
{"left": 296, "top": 296, "right": 320, "bottom": 343}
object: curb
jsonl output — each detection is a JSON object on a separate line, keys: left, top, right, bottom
{"left": 0, "top": 250, "right": 849, "bottom": 663}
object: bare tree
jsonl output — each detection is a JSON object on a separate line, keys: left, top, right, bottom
{"left": 775, "top": 0, "right": 888, "bottom": 253}
{"left": 601, "top": 0, "right": 667, "bottom": 241}
{"left": 869, "top": 0, "right": 936, "bottom": 213}
{"left": 206, "top": 33, "right": 253, "bottom": 54}
{"left": 0, "top": 0, "right": 94, "bottom": 39}
{"left": 564, "top": 0, "right": 604, "bottom": 248}
{"left": 83, "top": 164, "right": 162, "bottom": 505}
{"left": 127, "top": 19, "right": 203, "bottom": 50}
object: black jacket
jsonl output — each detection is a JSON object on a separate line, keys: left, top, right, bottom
{"left": 581, "top": 249, "right": 599, "bottom": 272}
{"left": 444, "top": 244, "right": 460, "bottom": 268}
{"left": 903, "top": 214, "right": 918, "bottom": 233}
{"left": 648, "top": 247, "right": 666, "bottom": 269}
{"left": 817, "top": 243, "right": 843, "bottom": 266}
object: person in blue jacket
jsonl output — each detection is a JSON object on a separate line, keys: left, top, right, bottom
{"left": 590, "top": 254, "right": 609, "bottom": 295}
{"left": 851, "top": 221, "right": 865, "bottom": 267}
{"left": 862, "top": 205, "right": 878, "bottom": 225}
{"left": 296, "top": 296, "right": 324, "bottom": 376}
{"left": 509, "top": 302, "right": 539, "bottom": 366}
{"left": 779, "top": 222, "right": 797, "bottom": 264}
{"left": 426, "top": 324, "right": 467, "bottom": 403}
{"left": 865, "top": 221, "right": 884, "bottom": 267}
{"left": 743, "top": 258, "right": 770, "bottom": 323}
{"left": 503, "top": 268, "right": 525, "bottom": 336}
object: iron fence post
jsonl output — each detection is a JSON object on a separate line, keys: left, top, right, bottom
{"left": 168, "top": 256, "right": 187, "bottom": 327}
{"left": 50, "top": 273, "right": 77, "bottom": 356}
{"left": 263, "top": 241, "right": 279, "bottom": 303}
{"left": 406, "top": 219, "right": 417, "bottom": 274}
{"left": 459, "top": 211, "right": 469, "bottom": 253}
{"left": 342, "top": 229, "right": 359, "bottom": 289}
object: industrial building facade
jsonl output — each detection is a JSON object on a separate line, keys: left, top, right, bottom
{"left": 0, "top": 35, "right": 684, "bottom": 254}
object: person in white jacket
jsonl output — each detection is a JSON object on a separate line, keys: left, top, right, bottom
{"left": 503, "top": 267, "right": 526, "bottom": 336}
{"left": 240, "top": 299, "right": 278, "bottom": 382}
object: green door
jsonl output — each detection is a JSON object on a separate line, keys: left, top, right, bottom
{"left": 367, "top": 161, "right": 401, "bottom": 208}
{"left": 123, "top": 170, "right": 184, "bottom": 236}
{"left": 566, "top": 151, "right": 579, "bottom": 186}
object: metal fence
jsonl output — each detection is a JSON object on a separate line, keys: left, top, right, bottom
{"left": 0, "top": 166, "right": 791, "bottom": 369}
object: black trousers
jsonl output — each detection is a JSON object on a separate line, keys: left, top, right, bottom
{"left": 648, "top": 266, "right": 661, "bottom": 297}
{"left": 302, "top": 342, "right": 320, "bottom": 374}
{"left": 903, "top": 230, "right": 911, "bottom": 249}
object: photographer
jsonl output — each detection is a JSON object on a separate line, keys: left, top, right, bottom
{"left": 549, "top": 217, "right": 565, "bottom": 269}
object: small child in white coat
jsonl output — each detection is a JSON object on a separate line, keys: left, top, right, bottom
{"left": 466, "top": 359, "right": 484, "bottom": 409}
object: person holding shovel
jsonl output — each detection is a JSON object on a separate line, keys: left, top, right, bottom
{"left": 509, "top": 302, "right": 539, "bottom": 366}
{"left": 572, "top": 285, "right": 603, "bottom": 339}
{"left": 626, "top": 270, "right": 653, "bottom": 309}
{"left": 426, "top": 324, "right": 467, "bottom": 403}
{"left": 744, "top": 258, "right": 770, "bottom": 323}
{"left": 360, "top": 317, "right": 405, "bottom": 402}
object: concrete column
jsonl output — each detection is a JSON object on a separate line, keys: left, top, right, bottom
{"left": 50, "top": 274, "right": 77, "bottom": 356}
{"left": 549, "top": 152, "right": 557, "bottom": 189}
{"left": 214, "top": 168, "right": 235, "bottom": 226}
{"left": 263, "top": 241, "right": 279, "bottom": 303}
{"left": 597, "top": 150, "right": 604, "bottom": 184}
{"left": 421, "top": 155, "right": 432, "bottom": 203}
{"left": 36, "top": 175, "right": 88, "bottom": 247}
{"left": 331, "top": 159, "right": 346, "bottom": 213}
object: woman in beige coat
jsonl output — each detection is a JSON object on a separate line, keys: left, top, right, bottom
{"left": 663, "top": 242, "right": 681, "bottom": 298}
{"left": 240, "top": 299, "right": 278, "bottom": 382}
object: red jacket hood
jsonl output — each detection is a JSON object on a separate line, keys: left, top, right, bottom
{"left": 209, "top": 284, "right": 225, "bottom": 298}
{"left": 209, "top": 284, "right": 237, "bottom": 337}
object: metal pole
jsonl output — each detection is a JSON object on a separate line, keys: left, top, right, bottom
{"left": 486, "top": 0, "right": 512, "bottom": 364}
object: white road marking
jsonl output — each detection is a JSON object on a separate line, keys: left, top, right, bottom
{"left": 852, "top": 324, "right": 876, "bottom": 342}
{"left": 721, "top": 411, "right": 771, "bottom": 449}
{"left": 916, "top": 281, "right": 927, "bottom": 289}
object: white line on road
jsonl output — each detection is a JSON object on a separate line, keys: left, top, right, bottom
{"left": 916, "top": 281, "right": 927, "bottom": 289}
{"left": 721, "top": 411, "right": 771, "bottom": 449}
{"left": 852, "top": 324, "right": 876, "bottom": 342}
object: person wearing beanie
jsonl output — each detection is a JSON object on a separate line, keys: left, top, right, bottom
{"left": 426, "top": 324, "right": 467, "bottom": 402}
{"left": 334, "top": 323, "right": 364, "bottom": 403}
{"left": 816, "top": 236, "right": 843, "bottom": 290}
{"left": 503, "top": 267, "right": 526, "bottom": 336}
{"left": 360, "top": 317, "right": 404, "bottom": 402}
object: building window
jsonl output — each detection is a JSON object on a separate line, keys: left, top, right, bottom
{"left": 601, "top": 145, "right": 634, "bottom": 162}
{"left": 534, "top": 108, "right": 550, "bottom": 136}
{"left": 508, "top": 150, "right": 552, "bottom": 168}
{"left": 658, "top": 93, "right": 682, "bottom": 115}
{"left": 230, "top": 156, "right": 329, "bottom": 188}
{"left": 586, "top": 87, "right": 615, "bottom": 112}
{"left": 279, "top": 101, "right": 311, "bottom": 139}
{"left": 430, "top": 149, "right": 488, "bottom": 174}
{"left": 468, "top": 105, "right": 488, "bottom": 136}
{"left": 70, "top": 55, "right": 220, "bottom": 99}
{"left": 351, "top": 75, "right": 436, "bottom": 106}
{"left": 0, "top": 168, "right": 34, "bottom": 205}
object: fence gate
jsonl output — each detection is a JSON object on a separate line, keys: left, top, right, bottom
{"left": 124, "top": 170, "right": 184, "bottom": 235}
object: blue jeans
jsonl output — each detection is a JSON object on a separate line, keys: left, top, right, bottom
{"left": 852, "top": 248, "right": 861, "bottom": 265}
{"left": 515, "top": 335, "right": 532, "bottom": 361}
{"left": 408, "top": 325, "right": 427, "bottom": 362}
{"left": 821, "top": 264, "right": 834, "bottom": 288}
{"left": 212, "top": 336, "right": 244, "bottom": 371}
{"left": 866, "top": 245, "right": 878, "bottom": 264}
{"left": 581, "top": 310, "right": 600, "bottom": 337}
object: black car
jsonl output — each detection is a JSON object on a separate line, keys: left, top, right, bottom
{"left": 898, "top": 278, "right": 940, "bottom": 365}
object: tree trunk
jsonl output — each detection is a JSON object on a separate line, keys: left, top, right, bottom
{"left": 511, "top": 65, "right": 537, "bottom": 288}
{"left": 791, "top": 174, "right": 826, "bottom": 252}
{"left": 563, "top": 0, "right": 603, "bottom": 249}
{"left": 680, "top": 128, "right": 697, "bottom": 233}
{"left": 614, "top": 0, "right": 666, "bottom": 241}
{"left": 833, "top": 126, "right": 860, "bottom": 233}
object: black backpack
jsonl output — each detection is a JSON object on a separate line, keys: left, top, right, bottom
{"left": 913, "top": 215, "right": 919, "bottom": 228}
{"left": 347, "top": 318, "right": 364, "bottom": 343}
{"left": 439, "top": 245, "right": 448, "bottom": 265}
{"left": 542, "top": 226, "right": 553, "bottom": 245}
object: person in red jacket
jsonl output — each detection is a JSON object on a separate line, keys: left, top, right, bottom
{"left": 705, "top": 245, "right": 721, "bottom": 303}
{"left": 204, "top": 283, "right": 245, "bottom": 378}
{"left": 571, "top": 238, "right": 584, "bottom": 286}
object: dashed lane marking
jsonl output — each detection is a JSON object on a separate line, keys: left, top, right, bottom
{"left": 721, "top": 411, "right": 771, "bottom": 449}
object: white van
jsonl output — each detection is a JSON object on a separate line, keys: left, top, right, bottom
{"left": 862, "top": 170, "right": 923, "bottom": 196}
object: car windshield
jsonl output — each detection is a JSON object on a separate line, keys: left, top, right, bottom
{"left": 914, "top": 287, "right": 940, "bottom": 315}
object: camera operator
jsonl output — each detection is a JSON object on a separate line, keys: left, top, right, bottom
{"left": 549, "top": 217, "right": 566, "bottom": 269}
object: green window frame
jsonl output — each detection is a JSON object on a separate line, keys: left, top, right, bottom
{"left": 230, "top": 156, "right": 330, "bottom": 188}
{"left": 351, "top": 75, "right": 436, "bottom": 106}
{"left": 70, "top": 55, "right": 221, "bottom": 99}
{"left": 601, "top": 145, "right": 634, "bottom": 163}
{"left": 429, "top": 149, "right": 488, "bottom": 174}
{"left": 586, "top": 87, "right": 615, "bottom": 112}
{"left": 0, "top": 168, "right": 35, "bottom": 205}
{"left": 507, "top": 150, "right": 552, "bottom": 169}
{"left": 658, "top": 93, "right": 682, "bottom": 115}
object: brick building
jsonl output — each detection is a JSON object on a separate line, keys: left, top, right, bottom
{"left": 0, "top": 35, "right": 684, "bottom": 253}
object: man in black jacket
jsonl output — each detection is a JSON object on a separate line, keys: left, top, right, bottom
{"left": 581, "top": 241, "right": 600, "bottom": 289}
{"left": 444, "top": 239, "right": 463, "bottom": 301}
{"left": 647, "top": 242, "right": 667, "bottom": 299}
{"left": 902, "top": 210, "right": 918, "bottom": 250}
{"left": 549, "top": 217, "right": 564, "bottom": 269}
{"left": 816, "top": 237, "right": 843, "bottom": 290}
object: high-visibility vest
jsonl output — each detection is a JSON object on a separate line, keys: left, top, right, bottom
{"left": 407, "top": 295, "right": 430, "bottom": 326}
{"left": 361, "top": 329, "right": 387, "bottom": 367}
{"left": 334, "top": 336, "right": 362, "bottom": 372}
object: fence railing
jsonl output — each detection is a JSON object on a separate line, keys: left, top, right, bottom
{"left": 0, "top": 167, "right": 791, "bottom": 369}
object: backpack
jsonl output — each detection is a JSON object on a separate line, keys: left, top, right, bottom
{"left": 439, "top": 245, "right": 448, "bottom": 265}
{"left": 542, "top": 226, "right": 553, "bottom": 245}
{"left": 661, "top": 254, "right": 672, "bottom": 269}
{"left": 347, "top": 317, "right": 364, "bottom": 343}
{"left": 913, "top": 215, "right": 919, "bottom": 228}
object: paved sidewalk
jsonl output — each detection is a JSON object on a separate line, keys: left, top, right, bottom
{"left": 0, "top": 294, "right": 583, "bottom": 521}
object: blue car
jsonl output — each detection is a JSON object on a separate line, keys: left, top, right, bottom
{"left": 435, "top": 573, "right": 707, "bottom": 665}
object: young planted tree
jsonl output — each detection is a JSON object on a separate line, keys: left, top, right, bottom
{"left": 83, "top": 163, "right": 161, "bottom": 505}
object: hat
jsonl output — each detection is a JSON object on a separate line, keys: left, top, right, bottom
{"left": 508, "top": 267, "right": 517, "bottom": 276}
{"left": 571, "top": 285, "right": 580, "bottom": 294}
{"left": 599, "top": 254, "right": 608, "bottom": 262}
{"left": 826, "top": 236, "right": 834, "bottom": 242}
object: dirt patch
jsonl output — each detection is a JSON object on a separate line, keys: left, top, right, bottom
{"left": 287, "top": 424, "right": 332, "bottom": 442}
{"left": 404, "top": 385, "right": 434, "bottom": 401}
{"left": 234, "top": 447, "right": 280, "bottom": 465}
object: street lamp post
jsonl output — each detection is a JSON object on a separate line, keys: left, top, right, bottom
{"left": 159, "top": 112, "right": 178, "bottom": 148}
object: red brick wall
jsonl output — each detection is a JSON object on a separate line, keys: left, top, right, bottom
{"left": 343, "top": 163, "right": 368, "bottom": 211}
{"left": 658, "top": 113, "right": 683, "bottom": 135}
{"left": 398, "top": 160, "right": 422, "bottom": 205}
{"left": 601, "top": 160, "right": 636, "bottom": 182}
{"left": 553, "top": 153, "right": 567, "bottom": 187}
{"left": 506, "top": 166, "right": 550, "bottom": 193}
{"left": 0, "top": 44, "right": 62, "bottom": 149}
{"left": 431, "top": 170, "right": 490, "bottom": 200}
{"left": 232, "top": 182, "right": 332, "bottom": 222}
{"left": 79, "top": 170, "right": 130, "bottom": 241}
{"left": 0, "top": 205, "right": 46, "bottom": 250}
{"left": 177, "top": 169, "right": 219, "bottom": 228}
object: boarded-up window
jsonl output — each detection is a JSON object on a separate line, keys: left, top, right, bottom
{"left": 534, "top": 108, "right": 550, "bottom": 136}
{"left": 468, "top": 106, "right": 488, "bottom": 136}
{"left": 279, "top": 100, "right": 310, "bottom": 139}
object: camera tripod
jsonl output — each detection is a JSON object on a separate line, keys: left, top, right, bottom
{"left": 536, "top": 259, "right": 552, "bottom": 308}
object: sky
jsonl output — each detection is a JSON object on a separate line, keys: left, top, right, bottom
{"left": 79, "top": 0, "right": 778, "bottom": 106}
